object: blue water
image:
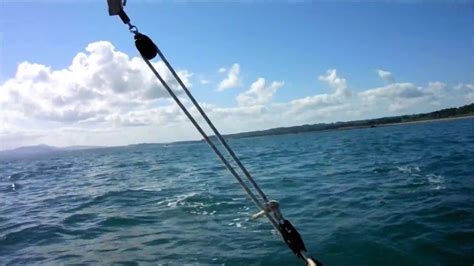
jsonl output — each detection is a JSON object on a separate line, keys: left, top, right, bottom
{"left": 1, "top": 118, "right": 473, "bottom": 265}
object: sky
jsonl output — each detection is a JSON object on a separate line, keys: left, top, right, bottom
{"left": 0, "top": 0, "right": 473, "bottom": 150}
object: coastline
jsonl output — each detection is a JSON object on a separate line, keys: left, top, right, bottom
{"left": 374, "top": 114, "right": 474, "bottom": 128}
{"left": 226, "top": 113, "right": 474, "bottom": 139}
{"left": 3, "top": 106, "right": 473, "bottom": 154}
{"left": 335, "top": 114, "right": 474, "bottom": 131}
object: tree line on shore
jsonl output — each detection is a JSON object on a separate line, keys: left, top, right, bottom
{"left": 221, "top": 103, "right": 474, "bottom": 139}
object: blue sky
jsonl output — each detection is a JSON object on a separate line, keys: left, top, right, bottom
{"left": 0, "top": 1, "right": 473, "bottom": 149}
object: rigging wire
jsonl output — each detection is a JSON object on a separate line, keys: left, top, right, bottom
{"left": 154, "top": 45, "right": 270, "bottom": 204}
{"left": 141, "top": 44, "right": 320, "bottom": 266}
{"left": 141, "top": 57, "right": 281, "bottom": 231}
{"left": 106, "top": 1, "right": 321, "bottom": 264}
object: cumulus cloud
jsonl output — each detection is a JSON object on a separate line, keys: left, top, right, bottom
{"left": 0, "top": 41, "right": 192, "bottom": 125}
{"left": 318, "top": 69, "right": 351, "bottom": 98}
{"left": 359, "top": 81, "right": 448, "bottom": 112}
{"left": 454, "top": 83, "right": 474, "bottom": 102}
{"left": 266, "top": 69, "right": 354, "bottom": 125}
{"left": 376, "top": 69, "right": 394, "bottom": 83}
{"left": 1, "top": 41, "right": 472, "bottom": 150}
{"left": 288, "top": 69, "right": 351, "bottom": 111}
{"left": 196, "top": 103, "right": 279, "bottom": 133}
{"left": 359, "top": 83, "right": 420, "bottom": 101}
{"left": 104, "top": 104, "right": 185, "bottom": 128}
{"left": 236, "top": 78, "right": 284, "bottom": 106}
{"left": 217, "top": 63, "right": 241, "bottom": 91}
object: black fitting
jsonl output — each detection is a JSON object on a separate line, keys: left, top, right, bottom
{"left": 279, "top": 219, "right": 307, "bottom": 258}
{"left": 279, "top": 220, "right": 323, "bottom": 265}
{"left": 118, "top": 10, "right": 130, "bottom": 24}
{"left": 134, "top": 33, "right": 158, "bottom": 60}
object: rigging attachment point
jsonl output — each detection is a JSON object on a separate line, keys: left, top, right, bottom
{"left": 134, "top": 33, "right": 158, "bottom": 60}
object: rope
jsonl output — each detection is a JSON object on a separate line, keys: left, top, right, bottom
{"left": 154, "top": 45, "right": 270, "bottom": 204}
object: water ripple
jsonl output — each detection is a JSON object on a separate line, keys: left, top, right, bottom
{"left": 0, "top": 118, "right": 473, "bottom": 265}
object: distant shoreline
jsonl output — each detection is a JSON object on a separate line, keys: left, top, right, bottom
{"left": 219, "top": 103, "right": 474, "bottom": 140}
{"left": 2, "top": 104, "right": 473, "bottom": 155}
{"left": 334, "top": 114, "right": 474, "bottom": 132}
{"left": 375, "top": 114, "right": 474, "bottom": 128}
{"left": 227, "top": 114, "right": 474, "bottom": 139}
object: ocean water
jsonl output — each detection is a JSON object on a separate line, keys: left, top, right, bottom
{"left": 1, "top": 118, "right": 473, "bottom": 265}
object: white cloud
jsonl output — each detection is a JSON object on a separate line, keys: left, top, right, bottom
{"left": 454, "top": 83, "right": 474, "bottom": 102}
{"left": 236, "top": 78, "right": 284, "bottom": 106}
{"left": 358, "top": 81, "right": 448, "bottom": 112}
{"left": 218, "top": 67, "right": 226, "bottom": 73}
{"left": 0, "top": 41, "right": 192, "bottom": 125}
{"left": 105, "top": 104, "right": 185, "bottom": 128}
{"left": 288, "top": 69, "right": 351, "bottom": 111}
{"left": 359, "top": 83, "right": 420, "bottom": 101}
{"left": 1, "top": 41, "right": 472, "bottom": 150}
{"left": 217, "top": 63, "right": 241, "bottom": 91}
{"left": 267, "top": 69, "right": 355, "bottom": 125}
{"left": 318, "top": 69, "right": 351, "bottom": 98}
{"left": 376, "top": 69, "right": 394, "bottom": 83}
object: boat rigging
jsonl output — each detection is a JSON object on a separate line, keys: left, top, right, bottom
{"left": 106, "top": 1, "right": 322, "bottom": 264}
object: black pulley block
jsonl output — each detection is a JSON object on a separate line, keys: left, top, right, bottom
{"left": 280, "top": 219, "right": 307, "bottom": 257}
{"left": 135, "top": 33, "right": 158, "bottom": 60}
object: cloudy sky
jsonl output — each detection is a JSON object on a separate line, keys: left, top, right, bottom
{"left": 1, "top": 1, "right": 472, "bottom": 150}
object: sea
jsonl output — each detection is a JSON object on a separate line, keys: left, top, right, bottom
{"left": 1, "top": 118, "right": 473, "bottom": 265}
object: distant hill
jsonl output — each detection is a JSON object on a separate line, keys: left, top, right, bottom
{"left": 6, "top": 144, "right": 60, "bottom": 155}
{"left": 0, "top": 144, "right": 102, "bottom": 159}
{"left": 3, "top": 103, "right": 473, "bottom": 157}
{"left": 220, "top": 103, "right": 474, "bottom": 139}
